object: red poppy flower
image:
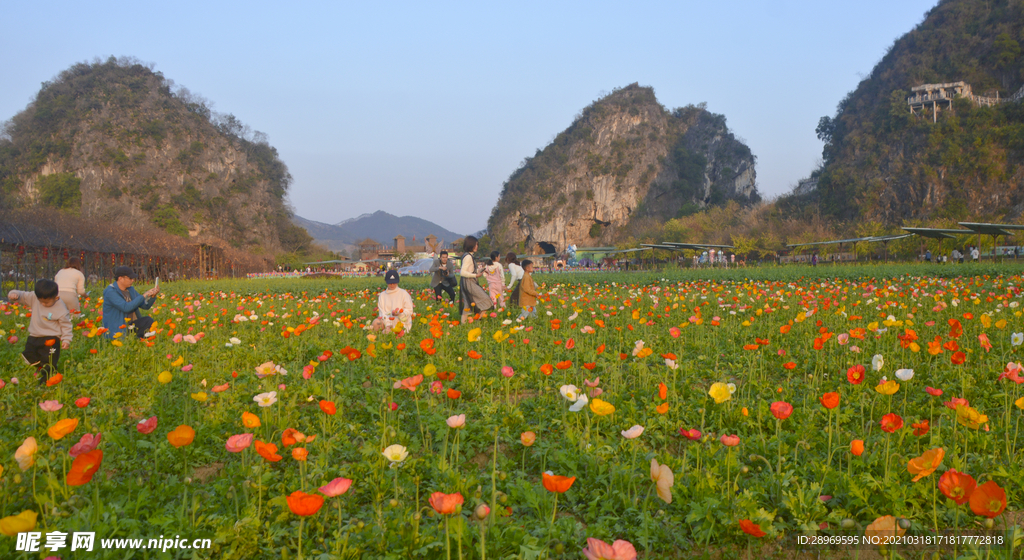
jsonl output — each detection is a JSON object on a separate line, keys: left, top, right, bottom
{"left": 880, "top": 413, "right": 903, "bottom": 433}
{"left": 541, "top": 473, "right": 575, "bottom": 493}
{"left": 770, "top": 401, "right": 793, "bottom": 420}
{"left": 555, "top": 361, "right": 572, "bottom": 370}
{"left": 286, "top": 490, "right": 324, "bottom": 516}
{"left": 660, "top": 353, "right": 677, "bottom": 360}
{"left": 783, "top": 362, "right": 796, "bottom": 370}
{"left": 739, "top": 519, "right": 766, "bottom": 537}
{"left": 467, "top": 350, "right": 482, "bottom": 360}
{"left": 136, "top": 416, "right": 158, "bottom": 434}
{"left": 846, "top": 365, "right": 865, "bottom": 385}
{"left": 619, "top": 353, "right": 628, "bottom": 360}
{"left": 943, "top": 340, "right": 959, "bottom": 352}
{"left": 925, "top": 386, "right": 943, "bottom": 397}
{"left": 540, "top": 364, "right": 553, "bottom": 376}
{"left": 680, "top": 428, "right": 701, "bottom": 441}
{"left": 596, "top": 344, "right": 605, "bottom": 354}
{"left": 743, "top": 344, "right": 759, "bottom": 351}
{"left": 66, "top": 449, "right": 103, "bottom": 486}
{"left": 969, "top": 481, "right": 1006, "bottom": 518}
{"left": 911, "top": 419, "right": 930, "bottom": 436}
{"left": 819, "top": 392, "right": 839, "bottom": 409}
{"left": 75, "top": 397, "right": 91, "bottom": 408}
{"left": 948, "top": 318, "right": 963, "bottom": 338}
{"left": 319, "top": 400, "right": 337, "bottom": 415}
{"left": 951, "top": 351, "right": 965, "bottom": 365}
{"left": 565, "top": 338, "right": 575, "bottom": 350}
{"left": 938, "top": 470, "right": 976, "bottom": 505}
{"left": 582, "top": 362, "right": 596, "bottom": 370}
{"left": 813, "top": 338, "right": 824, "bottom": 350}
{"left": 428, "top": 492, "right": 464, "bottom": 515}
{"left": 447, "top": 389, "right": 461, "bottom": 399}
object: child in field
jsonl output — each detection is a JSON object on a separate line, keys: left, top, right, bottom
{"left": 7, "top": 279, "right": 72, "bottom": 384}
{"left": 483, "top": 251, "right": 505, "bottom": 308}
{"left": 516, "top": 260, "right": 538, "bottom": 321}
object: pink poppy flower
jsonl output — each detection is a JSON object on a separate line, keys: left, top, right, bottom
{"left": 69, "top": 433, "right": 102, "bottom": 458}
{"left": 581, "top": 538, "right": 637, "bottom": 560}
{"left": 720, "top": 434, "right": 741, "bottom": 447}
{"left": 319, "top": 477, "right": 353, "bottom": 497}
{"left": 225, "top": 433, "right": 254, "bottom": 453}
{"left": 39, "top": 400, "right": 63, "bottom": 412}
{"left": 501, "top": 366, "right": 514, "bottom": 378}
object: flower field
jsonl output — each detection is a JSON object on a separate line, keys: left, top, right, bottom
{"left": 1, "top": 265, "right": 1023, "bottom": 559}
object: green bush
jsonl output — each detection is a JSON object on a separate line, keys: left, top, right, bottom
{"left": 37, "top": 172, "right": 81, "bottom": 211}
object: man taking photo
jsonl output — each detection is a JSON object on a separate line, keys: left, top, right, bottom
{"left": 429, "top": 250, "right": 457, "bottom": 303}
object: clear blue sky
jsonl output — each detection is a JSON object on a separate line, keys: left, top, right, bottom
{"left": 1, "top": 0, "right": 939, "bottom": 235}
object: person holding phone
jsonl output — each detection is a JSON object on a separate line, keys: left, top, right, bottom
{"left": 102, "top": 266, "right": 160, "bottom": 339}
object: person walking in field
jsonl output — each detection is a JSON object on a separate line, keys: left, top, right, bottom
{"left": 516, "top": 260, "right": 539, "bottom": 321}
{"left": 54, "top": 256, "right": 86, "bottom": 315}
{"left": 458, "top": 236, "right": 493, "bottom": 323}
{"left": 483, "top": 251, "right": 506, "bottom": 308}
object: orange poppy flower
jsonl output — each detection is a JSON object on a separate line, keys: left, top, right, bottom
{"left": 783, "top": 362, "right": 796, "bottom": 370}
{"left": 907, "top": 447, "right": 944, "bottom": 482}
{"left": 540, "top": 364, "right": 553, "bottom": 376}
{"left": 282, "top": 428, "right": 303, "bottom": 447}
{"left": 467, "top": 350, "right": 482, "bottom": 360}
{"left": 850, "top": 439, "right": 865, "bottom": 456}
{"left": 938, "top": 469, "right": 976, "bottom": 505}
{"left": 255, "top": 440, "right": 283, "bottom": 462}
{"left": 864, "top": 515, "right": 905, "bottom": 538}
{"left": 46, "top": 374, "right": 63, "bottom": 387}
{"left": 743, "top": 344, "right": 759, "bottom": 351}
{"left": 286, "top": 490, "right": 324, "bottom": 516}
{"left": 66, "top": 449, "right": 103, "bottom": 486}
{"left": 911, "top": 419, "right": 929, "bottom": 436}
{"left": 167, "top": 425, "right": 195, "bottom": 448}
{"left": 292, "top": 447, "right": 308, "bottom": 461}
{"left": 656, "top": 403, "right": 670, "bottom": 414}
{"left": 437, "top": 371, "right": 456, "bottom": 381}
{"left": 447, "top": 389, "right": 461, "bottom": 400}
{"left": 47, "top": 418, "right": 80, "bottom": 440}
{"left": 658, "top": 383, "right": 667, "bottom": 400}
{"left": 541, "top": 473, "right": 575, "bottom": 493}
{"left": 555, "top": 361, "right": 572, "bottom": 370}
{"left": 819, "top": 392, "right": 839, "bottom": 409}
{"left": 779, "top": 324, "right": 791, "bottom": 334}
{"left": 969, "top": 481, "right": 1006, "bottom": 518}
{"left": 428, "top": 492, "right": 464, "bottom": 515}
{"left": 739, "top": 519, "right": 765, "bottom": 537}
{"left": 951, "top": 351, "right": 966, "bottom": 365}
{"left": 319, "top": 400, "right": 337, "bottom": 415}
{"left": 242, "top": 411, "right": 261, "bottom": 429}
{"left": 582, "top": 362, "right": 596, "bottom": 370}
{"left": 596, "top": 343, "right": 605, "bottom": 354}
{"left": 619, "top": 353, "right": 628, "bottom": 360}
{"left": 660, "top": 353, "right": 677, "bottom": 361}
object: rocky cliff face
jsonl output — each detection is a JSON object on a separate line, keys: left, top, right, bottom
{"left": 0, "top": 57, "right": 310, "bottom": 253}
{"left": 487, "top": 84, "right": 758, "bottom": 252}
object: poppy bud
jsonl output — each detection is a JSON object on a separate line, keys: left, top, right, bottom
{"left": 474, "top": 504, "right": 491, "bottom": 520}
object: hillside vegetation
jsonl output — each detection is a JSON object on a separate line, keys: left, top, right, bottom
{"left": 800, "top": 0, "right": 1024, "bottom": 224}
{"left": 0, "top": 57, "right": 313, "bottom": 254}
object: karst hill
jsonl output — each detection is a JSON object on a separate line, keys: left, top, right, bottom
{"left": 487, "top": 84, "right": 759, "bottom": 253}
{"left": 802, "top": 0, "right": 1024, "bottom": 225}
{"left": 0, "top": 57, "right": 312, "bottom": 254}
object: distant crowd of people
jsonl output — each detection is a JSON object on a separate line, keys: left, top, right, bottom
{"left": 371, "top": 235, "right": 540, "bottom": 333}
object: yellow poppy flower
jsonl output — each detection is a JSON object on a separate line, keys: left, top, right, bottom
{"left": 589, "top": 398, "right": 616, "bottom": 416}
{"left": 875, "top": 380, "right": 900, "bottom": 395}
{"left": 709, "top": 382, "right": 732, "bottom": 404}
{"left": 468, "top": 328, "right": 482, "bottom": 342}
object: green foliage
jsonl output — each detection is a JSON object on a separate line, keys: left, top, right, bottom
{"left": 588, "top": 223, "right": 603, "bottom": 238}
{"left": 809, "top": 0, "right": 1024, "bottom": 223}
{"left": 152, "top": 204, "right": 189, "bottom": 237}
{"left": 36, "top": 172, "right": 81, "bottom": 211}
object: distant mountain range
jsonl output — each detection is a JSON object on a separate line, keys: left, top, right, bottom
{"left": 293, "top": 211, "right": 463, "bottom": 253}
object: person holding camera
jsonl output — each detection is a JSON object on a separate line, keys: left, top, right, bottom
{"left": 429, "top": 250, "right": 457, "bottom": 303}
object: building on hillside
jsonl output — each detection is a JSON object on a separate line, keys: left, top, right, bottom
{"left": 907, "top": 82, "right": 1024, "bottom": 122}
